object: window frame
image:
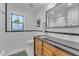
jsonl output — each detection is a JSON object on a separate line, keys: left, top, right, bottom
{"left": 11, "top": 13, "right": 24, "bottom": 31}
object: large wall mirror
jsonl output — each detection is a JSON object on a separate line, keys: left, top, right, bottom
{"left": 46, "top": 3, "right": 79, "bottom": 28}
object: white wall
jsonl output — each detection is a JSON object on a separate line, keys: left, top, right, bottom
{"left": 0, "top": 3, "right": 36, "bottom": 55}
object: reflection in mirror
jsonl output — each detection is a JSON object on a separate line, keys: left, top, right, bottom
{"left": 46, "top": 3, "right": 79, "bottom": 28}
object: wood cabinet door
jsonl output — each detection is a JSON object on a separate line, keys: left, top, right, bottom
{"left": 52, "top": 46, "right": 72, "bottom": 56}
{"left": 35, "top": 38, "right": 43, "bottom": 56}
{"left": 34, "top": 38, "right": 39, "bottom": 55}
{"left": 38, "top": 39, "right": 42, "bottom": 56}
{"left": 43, "top": 41, "right": 72, "bottom": 56}
{"left": 43, "top": 42, "right": 54, "bottom": 56}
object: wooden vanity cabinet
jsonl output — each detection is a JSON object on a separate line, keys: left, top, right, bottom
{"left": 34, "top": 36, "right": 72, "bottom": 56}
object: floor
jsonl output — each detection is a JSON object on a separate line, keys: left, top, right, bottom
{"left": 25, "top": 42, "right": 34, "bottom": 56}
{"left": 4, "top": 41, "right": 34, "bottom": 56}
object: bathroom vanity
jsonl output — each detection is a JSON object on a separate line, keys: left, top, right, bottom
{"left": 34, "top": 35, "right": 79, "bottom": 56}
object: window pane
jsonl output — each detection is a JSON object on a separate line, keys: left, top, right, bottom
{"left": 12, "top": 23, "right": 23, "bottom": 31}
{"left": 11, "top": 14, "right": 24, "bottom": 31}
{"left": 12, "top": 23, "right": 18, "bottom": 30}
{"left": 18, "top": 16, "right": 24, "bottom": 23}
{"left": 17, "top": 24, "right": 23, "bottom": 30}
{"left": 12, "top": 14, "right": 17, "bottom": 22}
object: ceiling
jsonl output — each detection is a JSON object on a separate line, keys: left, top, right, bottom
{"left": 8, "top": 3, "right": 49, "bottom": 12}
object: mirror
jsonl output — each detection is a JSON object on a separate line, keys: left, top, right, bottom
{"left": 46, "top": 3, "right": 79, "bottom": 28}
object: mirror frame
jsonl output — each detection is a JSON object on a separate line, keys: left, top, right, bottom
{"left": 46, "top": 3, "right": 79, "bottom": 29}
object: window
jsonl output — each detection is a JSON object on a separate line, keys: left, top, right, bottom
{"left": 11, "top": 13, "right": 24, "bottom": 31}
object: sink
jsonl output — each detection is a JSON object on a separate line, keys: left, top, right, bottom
{"left": 38, "top": 35, "right": 49, "bottom": 41}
